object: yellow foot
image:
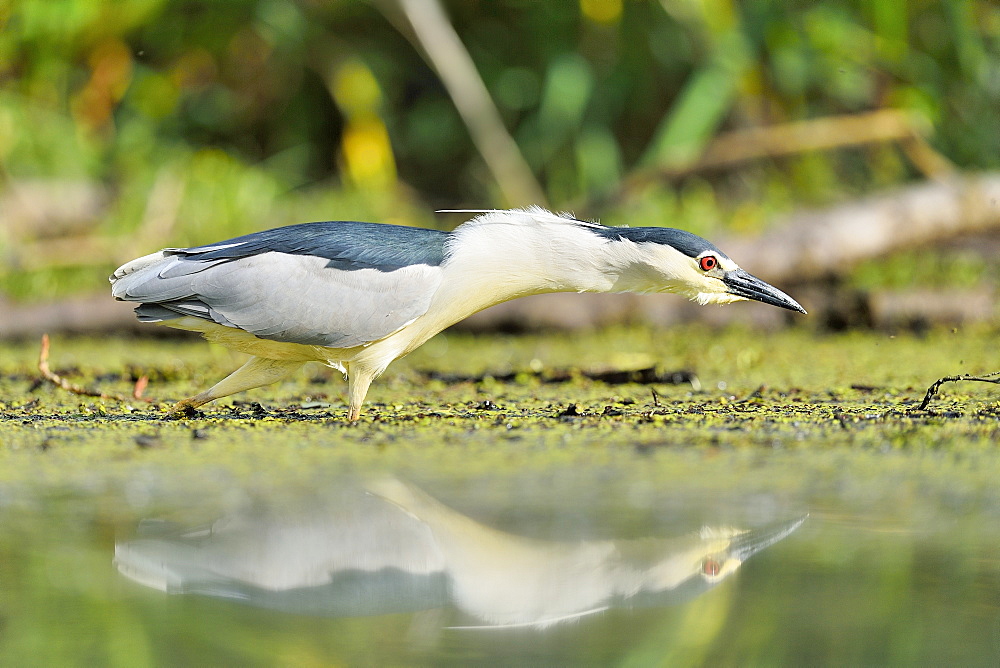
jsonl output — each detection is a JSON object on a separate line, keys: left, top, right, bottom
{"left": 168, "top": 398, "right": 204, "bottom": 418}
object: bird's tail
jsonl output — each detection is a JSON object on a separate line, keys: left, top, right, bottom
{"left": 109, "top": 250, "right": 167, "bottom": 285}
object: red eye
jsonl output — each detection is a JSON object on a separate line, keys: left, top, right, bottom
{"left": 702, "top": 558, "right": 721, "bottom": 576}
{"left": 699, "top": 256, "right": 718, "bottom": 271}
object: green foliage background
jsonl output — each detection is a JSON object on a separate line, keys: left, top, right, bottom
{"left": 2, "top": 0, "right": 998, "bottom": 299}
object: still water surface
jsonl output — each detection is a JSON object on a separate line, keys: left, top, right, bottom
{"left": 2, "top": 448, "right": 999, "bottom": 666}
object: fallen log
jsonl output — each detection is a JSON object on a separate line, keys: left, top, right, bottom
{"left": 716, "top": 172, "right": 1000, "bottom": 284}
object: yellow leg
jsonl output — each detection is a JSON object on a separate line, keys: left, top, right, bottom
{"left": 171, "top": 356, "right": 305, "bottom": 414}
{"left": 346, "top": 365, "right": 376, "bottom": 421}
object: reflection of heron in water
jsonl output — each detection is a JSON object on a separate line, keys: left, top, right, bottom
{"left": 115, "top": 479, "right": 806, "bottom": 629}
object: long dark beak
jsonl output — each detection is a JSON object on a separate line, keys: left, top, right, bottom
{"left": 724, "top": 269, "right": 807, "bottom": 314}
{"left": 729, "top": 515, "right": 808, "bottom": 563}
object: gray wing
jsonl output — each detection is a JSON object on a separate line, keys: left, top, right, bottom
{"left": 111, "top": 222, "right": 448, "bottom": 348}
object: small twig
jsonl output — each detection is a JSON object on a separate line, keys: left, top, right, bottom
{"left": 917, "top": 370, "right": 1000, "bottom": 411}
{"left": 132, "top": 375, "right": 150, "bottom": 400}
{"left": 38, "top": 333, "right": 152, "bottom": 403}
{"left": 651, "top": 387, "right": 660, "bottom": 408}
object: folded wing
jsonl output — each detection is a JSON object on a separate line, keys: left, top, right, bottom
{"left": 111, "top": 222, "right": 449, "bottom": 349}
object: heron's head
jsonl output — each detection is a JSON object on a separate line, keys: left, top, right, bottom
{"left": 595, "top": 226, "right": 807, "bottom": 314}
{"left": 631, "top": 516, "right": 808, "bottom": 600}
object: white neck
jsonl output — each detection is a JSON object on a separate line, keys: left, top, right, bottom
{"left": 439, "top": 209, "right": 665, "bottom": 308}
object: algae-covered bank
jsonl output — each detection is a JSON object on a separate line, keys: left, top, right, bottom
{"left": 3, "top": 325, "right": 998, "bottom": 460}
{"left": 1, "top": 326, "right": 1000, "bottom": 665}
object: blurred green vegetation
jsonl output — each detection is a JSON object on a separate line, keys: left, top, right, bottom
{"left": 1, "top": 0, "right": 998, "bottom": 300}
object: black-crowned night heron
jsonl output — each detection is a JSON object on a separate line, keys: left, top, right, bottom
{"left": 111, "top": 207, "right": 806, "bottom": 420}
